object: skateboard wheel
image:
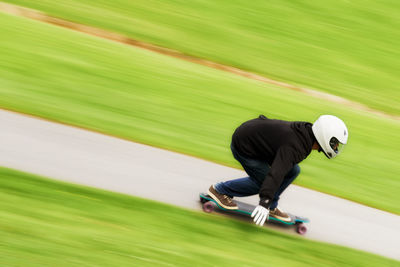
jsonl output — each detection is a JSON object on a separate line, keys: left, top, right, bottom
{"left": 296, "top": 223, "right": 307, "bottom": 235}
{"left": 202, "top": 201, "right": 214, "bottom": 213}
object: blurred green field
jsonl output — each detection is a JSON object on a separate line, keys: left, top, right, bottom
{"left": 0, "top": 13, "right": 399, "bottom": 214}
{"left": 2, "top": 0, "right": 400, "bottom": 115}
{"left": 1, "top": 167, "right": 398, "bottom": 266}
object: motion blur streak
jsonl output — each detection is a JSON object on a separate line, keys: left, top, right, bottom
{"left": 0, "top": 2, "right": 398, "bottom": 121}
{"left": 0, "top": 109, "right": 399, "bottom": 260}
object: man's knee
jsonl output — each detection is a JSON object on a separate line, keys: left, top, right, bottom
{"left": 242, "top": 160, "right": 270, "bottom": 184}
{"left": 287, "top": 164, "right": 301, "bottom": 179}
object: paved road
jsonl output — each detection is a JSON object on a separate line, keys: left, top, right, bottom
{"left": 0, "top": 109, "right": 399, "bottom": 260}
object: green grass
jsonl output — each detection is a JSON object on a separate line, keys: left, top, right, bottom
{"left": 2, "top": 0, "right": 400, "bottom": 115}
{"left": 0, "top": 12, "right": 399, "bottom": 214}
{"left": 1, "top": 167, "right": 398, "bottom": 266}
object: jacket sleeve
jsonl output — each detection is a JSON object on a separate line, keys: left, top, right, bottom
{"left": 258, "top": 146, "right": 295, "bottom": 208}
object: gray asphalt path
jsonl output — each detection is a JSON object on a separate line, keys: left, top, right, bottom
{"left": 0, "top": 109, "right": 399, "bottom": 260}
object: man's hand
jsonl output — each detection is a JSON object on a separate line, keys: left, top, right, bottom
{"left": 251, "top": 205, "right": 269, "bottom": 226}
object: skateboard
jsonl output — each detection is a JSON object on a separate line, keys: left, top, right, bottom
{"left": 199, "top": 193, "right": 309, "bottom": 235}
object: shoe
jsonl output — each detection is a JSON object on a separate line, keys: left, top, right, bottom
{"left": 269, "top": 207, "right": 292, "bottom": 222}
{"left": 207, "top": 185, "right": 238, "bottom": 210}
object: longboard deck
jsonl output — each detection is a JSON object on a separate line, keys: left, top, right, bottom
{"left": 199, "top": 193, "right": 309, "bottom": 225}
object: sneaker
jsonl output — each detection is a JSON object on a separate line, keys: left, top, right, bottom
{"left": 207, "top": 185, "right": 238, "bottom": 210}
{"left": 269, "top": 207, "right": 292, "bottom": 222}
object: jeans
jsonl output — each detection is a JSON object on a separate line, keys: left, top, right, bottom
{"left": 214, "top": 144, "right": 300, "bottom": 210}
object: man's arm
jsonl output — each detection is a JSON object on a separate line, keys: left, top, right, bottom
{"left": 251, "top": 146, "right": 295, "bottom": 226}
{"left": 258, "top": 146, "right": 295, "bottom": 208}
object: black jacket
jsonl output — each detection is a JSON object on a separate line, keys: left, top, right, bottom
{"left": 232, "top": 115, "right": 315, "bottom": 208}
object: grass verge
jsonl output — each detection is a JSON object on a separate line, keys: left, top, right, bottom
{"left": 1, "top": 167, "right": 398, "bottom": 266}
{"left": 0, "top": 12, "right": 399, "bottom": 214}
{"left": 2, "top": 0, "right": 400, "bottom": 115}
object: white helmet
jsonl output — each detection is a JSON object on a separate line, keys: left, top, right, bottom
{"left": 312, "top": 115, "right": 348, "bottom": 159}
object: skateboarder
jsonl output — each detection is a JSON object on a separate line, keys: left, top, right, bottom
{"left": 207, "top": 115, "right": 348, "bottom": 226}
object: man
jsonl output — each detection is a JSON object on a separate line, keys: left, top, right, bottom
{"left": 207, "top": 114, "right": 348, "bottom": 226}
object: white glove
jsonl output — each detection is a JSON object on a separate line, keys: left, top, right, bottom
{"left": 251, "top": 205, "right": 269, "bottom": 226}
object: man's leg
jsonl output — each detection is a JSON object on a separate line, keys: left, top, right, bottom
{"left": 208, "top": 144, "right": 270, "bottom": 209}
{"left": 269, "top": 164, "right": 300, "bottom": 210}
{"left": 215, "top": 143, "right": 270, "bottom": 197}
{"left": 213, "top": 176, "right": 261, "bottom": 198}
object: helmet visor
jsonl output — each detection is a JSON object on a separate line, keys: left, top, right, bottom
{"left": 330, "top": 137, "right": 345, "bottom": 154}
